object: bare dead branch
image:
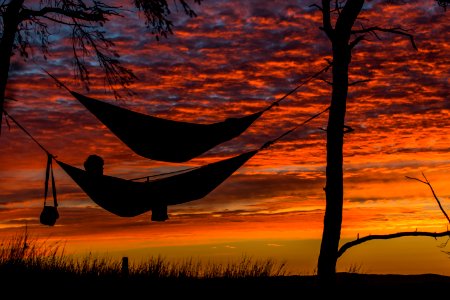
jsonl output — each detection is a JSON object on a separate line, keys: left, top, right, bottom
{"left": 41, "top": 15, "right": 91, "bottom": 27}
{"left": 406, "top": 173, "right": 450, "bottom": 224}
{"left": 436, "top": 0, "right": 449, "bottom": 10}
{"left": 4, "top": 96, "right": 18, "bottom": 101}
{"left": 335, "top": 0, "right": 341, "bottom": 15}
{"left": 438, "top": 235, "right": 449, "bottom": 248}
{"left": 339, "top": 174, "right": 450, "bottom": 258}
{"left": 321, "top": 0, "right": 334, "bottom": 39}
{"left": 178, "top": 0, "right": 200, "bottom": 17}
{"left": 351, "top": 26, "right": 418, "bottom": 50}
{"left": 343, "top": 125, "right": 354, "bottom": 133}
{"left": 309, "top": 4, "right": 323, "bottom": 11}
{"left": 337, "top": 230, "right": 450, "bottom": 258}
{"left": 349, "top": 35, "right": 365, "bottom": 49}
{"left": 20, "top": 5, "right": 116, "bottom": 23}
{"left": 348, "top": 79, "right": 371, "bottom": 86}
{"left": 335, "top": 0, "right": 364, "bottom": 37}
{"left": 319, "top": 77, "right": 333, "bottom": 86}
{"left": 370, "top": 29, "right": 382, "bottom": 41}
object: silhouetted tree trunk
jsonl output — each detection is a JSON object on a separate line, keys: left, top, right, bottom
{"left": 317, "top": 0, "right": 364, "bottom": 287}
{"left": 316, "top": 0, "right": 424, "bottom": 287}
{"left": 0, "top": 0, "right": 24, "bottom": 133}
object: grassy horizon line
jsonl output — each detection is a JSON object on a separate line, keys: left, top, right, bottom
{"left": 0, "top": 230, "right": 290, "bottom": 279}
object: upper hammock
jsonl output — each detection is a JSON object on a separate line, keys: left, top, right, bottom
{"left": 72, "top": 90, "right": 262, "bottom": 163}
{"left": 3, "top": 106, "right": 329, "bottom": 223}
{"left": 45, "top": 65, "right": 330, "bottom": 163}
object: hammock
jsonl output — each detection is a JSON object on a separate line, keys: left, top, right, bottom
{"left": 51, "top": 99, "right": 327, "bottom": 221}
{"left": 45, "top": 65, "right": 330, "bottom": 163}
{"left": 71, "top": 91, "right": 262, "bottom": 163}
{"left": 3, "top": 69, "right": 330, "bottom": 223}
{"left": 5, "top": 106, "right": 262, "bottom": 222}
{"left": 55, "top": 150, "right": 258, "bottom": 220}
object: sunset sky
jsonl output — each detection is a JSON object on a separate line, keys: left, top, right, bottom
{"left": 1, "top": 0, "right": 449, "bottom": 275}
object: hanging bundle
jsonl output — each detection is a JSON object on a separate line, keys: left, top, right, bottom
{"left": 40, "top": 153, "right": 59, "bottom": 226}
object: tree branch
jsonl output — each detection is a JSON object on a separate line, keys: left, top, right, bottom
{"left": 309, "top": 4, "right": 323, "bottom": 11}
{"left": 338, "top": 173, "right": 450, "bottom": 259}
{"left": 71, "top": 20, "right": 137, "bottom": 98}
{"left": 343, "top": 125, "right": 354, "bottom": 134}
{"left": 41, "top": 15, "right": 86, "bottom": 27}
{"left": 351, "top": 26, "right": 418, "bottom": 50}
{"left": 335, "top": 0, "right": 364, "bottom": 40}
{"left": 3, "top": 0, "right": 202, "bottom": 101}
{"left": 406, "top": 173, "right": 450, "bottom": 224}
{"left": 338, "top": 230, "right": 450, "bottom": 258}
{"left": 349, "top": 35, "right": 365, "bottom": 50}
{"left": 178, "top": 0, "right": 200, "bottom": 17}
{"left": 334, "top": 0, "right": 341, "bottom": 15}
{"left": 348, "top": 79, "right": 371, "bottom": 86}
{"left": 20, "top": 6, "right": 114, "bottom": 23}
{"left": 319, "top": 77, "right": 333, "bottom": 86}
{"left": 321, "top": 0, "right": 333, "bottom": 40}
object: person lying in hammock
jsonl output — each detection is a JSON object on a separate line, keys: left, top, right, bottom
{"left": 84, "top": 154, "right": 104, "bottom": 176}
{"left": 83, "top": 154, "right": 168, "bottom": 222}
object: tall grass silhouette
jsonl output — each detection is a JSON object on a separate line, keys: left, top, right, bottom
{"left": 0, "top": 229, "right": 288, "bottom": 279}
{"left": 2, "top": 229, "right": 450, "bottom": 296}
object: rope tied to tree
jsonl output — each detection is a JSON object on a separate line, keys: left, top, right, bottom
{"left": 2, "top": 109, "right": 55, "bottom": 158}
{"left": 262, "top": 62, "right": 332, "bottom": 112}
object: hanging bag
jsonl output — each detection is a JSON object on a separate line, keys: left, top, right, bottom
{"left": 40, "top": 154, "right": 59, "bottom": 226}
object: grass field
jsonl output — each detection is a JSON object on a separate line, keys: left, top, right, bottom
{"left": 1, "top": 231, "right": 449, "bottom": 298}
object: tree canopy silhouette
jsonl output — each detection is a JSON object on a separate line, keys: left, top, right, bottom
{"left": 0, "top": 0, "right": 202, "bottom": 133}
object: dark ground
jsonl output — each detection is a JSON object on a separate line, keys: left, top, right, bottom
{"left": 2, "top": 271, "right": 450, "bottom": 298}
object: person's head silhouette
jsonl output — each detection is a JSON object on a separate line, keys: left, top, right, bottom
{"left": 84, "top": 155, "right": 104, "bottom": 176}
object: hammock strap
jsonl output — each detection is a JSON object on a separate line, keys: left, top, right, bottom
{"left": 3, "top": 109, "right": 54, "bottom": 157}
{"left": 261, "top": 106, "right": 330, "bottom": 150}
{"left": 43, "top": 64, "right": 331, "bottom": 116}
{"left": 107, "top": 105, "right": 330, "bottom": 181}
{"left": 3, "top": 108, "right": 198, "bottom": 182}
{"left": 51, "top": 159, "right": 58, "bottom": 207}
{"left": 3, "top": 103, "right": 329, "bottom": 182}
{"left": 44, "top": 154, "right": 51, "bottom": 205}
{"left": 3, "top": 110, "right": 58, "bottom": 207}
{"left": 44, "top": 153, "right": 58, "bottom": 207}
{"left": 42, "top": 69, "right": 72, "bottom": 94}
{"left": 262, "top": 62, "right": 332, "bottom": 112}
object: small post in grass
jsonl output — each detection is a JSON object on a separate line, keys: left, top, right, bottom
{"left": 121, "top": 256, "right": 129, "bottom": 277}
